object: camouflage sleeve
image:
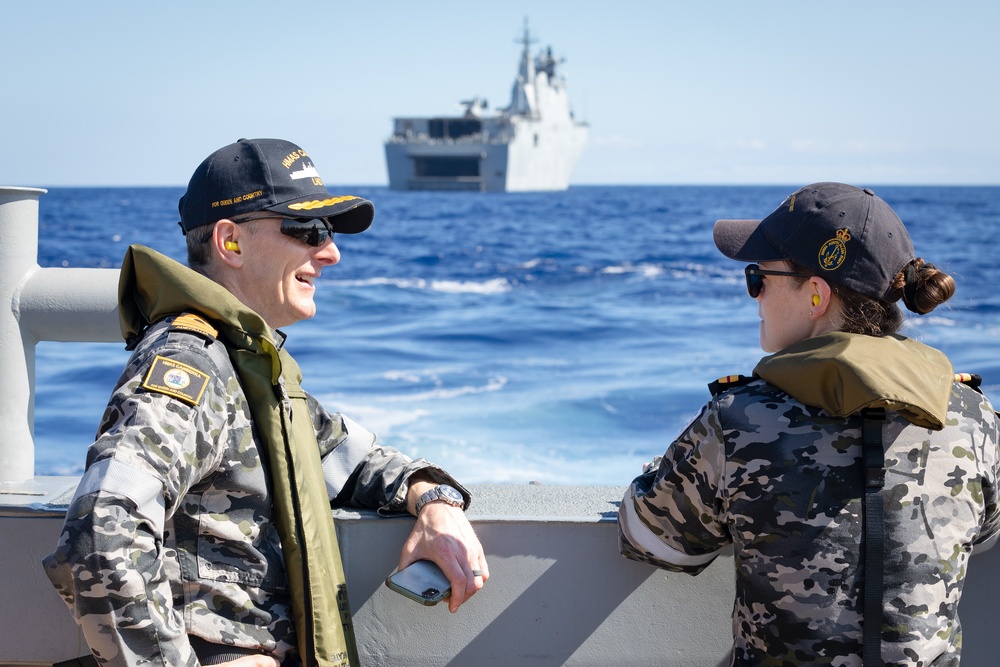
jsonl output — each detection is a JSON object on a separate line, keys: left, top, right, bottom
{"left": 618, "top": 399, "right": 730, "bottom": 574}
{"left": 307, "top": 392, "right": 470, "bottom": 512}
{"left": 974, "top": 399, "right": 1000, "bottom": 553}
{"left": 43, "top": 340, "right": 231, "bottom": 667}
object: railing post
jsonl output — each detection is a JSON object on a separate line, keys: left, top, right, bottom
{"left": 0, "top": 187, "right": 46, "bottom": 483}
{"left": 0, "top": 187, "right": 121, "bottom": 485}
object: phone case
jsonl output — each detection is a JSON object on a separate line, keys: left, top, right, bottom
{"left": 384, "top": 560, "right": 452, "bottom": 606}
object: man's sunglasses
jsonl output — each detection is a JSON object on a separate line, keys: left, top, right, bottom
{"left": 230, "top": 215, "right": 335, "bottom": 247}
{"left": 744, "top": 264, "right": 811, "bottom": 298}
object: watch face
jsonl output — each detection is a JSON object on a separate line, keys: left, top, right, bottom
{"left": 439, "top": 485, "right": 463, "bottom": 503}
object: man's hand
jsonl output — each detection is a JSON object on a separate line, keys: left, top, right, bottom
{"left": 398, "top": 488, "right": 488, "bottom": 613}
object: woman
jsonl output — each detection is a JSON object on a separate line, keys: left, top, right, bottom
{"left": 618, "top": 182, "right": 999, "bottom": 666}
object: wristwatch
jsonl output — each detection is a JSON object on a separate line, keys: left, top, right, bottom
{"left": 415, "top": 484, "right": 465, "bottom": 514}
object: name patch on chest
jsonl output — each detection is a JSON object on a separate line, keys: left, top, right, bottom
{"left": 142, "top": 356, "right": 211, "bottom": 406}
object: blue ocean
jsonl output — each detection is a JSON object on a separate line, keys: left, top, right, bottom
{"left": 32, "top": 186, "right": 1000, "bottom": 485}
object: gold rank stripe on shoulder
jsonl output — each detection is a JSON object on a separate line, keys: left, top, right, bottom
{"left": 707, "top": 373, "right": 753, "bottom": 396}
{"left": 170, "top": 313, "right": 218, "bottom": 340}
{"left": 142, "top": 355, "right": 211, "bottom": 406}
{"left": 955, "top": 372, "right": 984, "bottom": 392}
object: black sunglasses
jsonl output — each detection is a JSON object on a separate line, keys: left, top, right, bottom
{"left": 229, "top": 215, "right": 335, "bottom": 247}
{"left": 277, "top": 217, "right": 335, "bottom": 247}
{"left": 744, "top": 264, "right": 811, "bottom": 298}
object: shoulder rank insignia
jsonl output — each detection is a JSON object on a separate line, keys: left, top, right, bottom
{"left": 142, "top": 355, "right": 211, "bottom": 406}
{"left": 955, "top": 372, "right": 983, "bottom": 393}
{"left": 170, "top": 313, "right": 218, "bottom": 341}
{"left": 708, "top": 374, "right": 754, "bottom": 397}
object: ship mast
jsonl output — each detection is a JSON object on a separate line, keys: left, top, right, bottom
{"left": 508, "top": 17, "right": 539, "bottom": 117}
{"left": 517, "top": 17, "right": 537, "bottom": 83}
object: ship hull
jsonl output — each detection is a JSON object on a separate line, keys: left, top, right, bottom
{"left": 385, "top": 119, "right": 587, "bottom": 193}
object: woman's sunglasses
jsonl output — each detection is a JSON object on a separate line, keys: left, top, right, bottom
{"left": 744, "top": 264, "right": 811, "bottom": 298}
{"left": 228, "top": 215, "right": 335, "bottom": 247}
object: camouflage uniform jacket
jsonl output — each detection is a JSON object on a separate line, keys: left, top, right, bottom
{"left": 43, "top": 248, "right": 468, "bottom": 667}
{"left": 619, "top": 332, "right": 1000, "bottom": 666}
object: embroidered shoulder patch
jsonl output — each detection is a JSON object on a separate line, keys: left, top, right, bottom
{"left": 170, "top": 313, "right": 218, "bottom": 341}
{"left": 142, "top": 355, "right": 211, "bottom": 406}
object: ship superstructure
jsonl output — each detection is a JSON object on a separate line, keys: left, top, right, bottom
{"left": 385, "top": 23, "right": 588, "bottom": 192}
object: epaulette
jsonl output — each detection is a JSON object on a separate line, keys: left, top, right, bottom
{"left": 708, "top": 374, "right": 754, "bottom": 397}
{"left": 955, "top": 372, "right": 983, "bottom": 393}
{"left": 169, "top": 313, "right": 218, "bottom": 342}
{"left": 140, "top": 314, "right": 217, "bottom": 406}
{"left": 954, "top": 373, "right": 999, "bottom": 418}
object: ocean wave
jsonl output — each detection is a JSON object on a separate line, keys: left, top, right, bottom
{"left": 385, "top": 376, "right": 508, "bottom": 402}
{"left": 599, "top": 262, "right": 664, "bottom": 278}
{"left": 592, "top": 261, "right": 731, "bottom": 282}
{"left": 332, "top": 276, "right": 511, "bottom": 294}
{"left": 314, "top": 401, "right": 431, "bottom": 437}
{"left": 432, "top": 278, "right": 510, "bottom": 294}
{"left": 382, "top": 370, "right": 424, "bottom": 383}
{"left": 386, "top": 439, "right": 648, "bottom": 485}
{"left": 382, "top": 364, "right": 482, "bottom": 383}
{"left": 311, "top": 375, "right": 508, "bottom": 435}
{"left": 903, "top": 315, "right": 958, "bottom": 329}
{"left": 509, "top": 357, "right": 571, "bottom": 368}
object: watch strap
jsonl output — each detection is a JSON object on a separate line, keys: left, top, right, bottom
{"left": 415, "top": 484, "right": 464, "bottom": 514}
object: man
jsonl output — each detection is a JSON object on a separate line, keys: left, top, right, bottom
{"left": 44, "top": 138, "right": 487, "bottom": 667}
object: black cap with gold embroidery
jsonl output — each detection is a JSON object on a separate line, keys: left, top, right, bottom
{"left": 713, "top": 182, "right": 915, "bottom": 302}
{"left": 178, "top": 138, "right": 374, "bottom": 235}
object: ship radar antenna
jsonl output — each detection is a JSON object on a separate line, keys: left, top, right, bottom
{"left": 516, "top": 16, "right": 538, "bottom": 54}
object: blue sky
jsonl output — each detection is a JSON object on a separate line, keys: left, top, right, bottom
{"left": 2, "top": 1, "right": 997, "bottom": 187}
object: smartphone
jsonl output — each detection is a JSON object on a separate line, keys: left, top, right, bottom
{"left": 384, "top": 560, "right": 452, "bottom": 606}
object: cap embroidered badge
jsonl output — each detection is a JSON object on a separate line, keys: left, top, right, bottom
{"left": 178, "top": 138, "right": 374, "bottom": 235}
{"left": 818, "top": 228, "right": 851, "bottom": 271}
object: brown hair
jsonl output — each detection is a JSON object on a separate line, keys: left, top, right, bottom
{"left": 793, "top": 258, "right": 955, "bottom": 336}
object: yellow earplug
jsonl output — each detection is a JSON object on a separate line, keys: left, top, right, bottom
{"left": 812, "top": 294, "right": 821, "bottom": 306}
{"left": 224, "top": 241, "right": 240, "bottom": 251}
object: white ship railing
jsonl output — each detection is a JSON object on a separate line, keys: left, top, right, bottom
{"left": 0, "top": 187, "right": 119, "bottom": 485}
{"left": 1, "top": 186, "right": 998, "bottom": 666}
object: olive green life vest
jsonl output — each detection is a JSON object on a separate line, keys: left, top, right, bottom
{"left": 119, "top": 244, "right": 358, "bottom": 666}
{"left": 753, "top": 331, "right": 954, "bottom": 430}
